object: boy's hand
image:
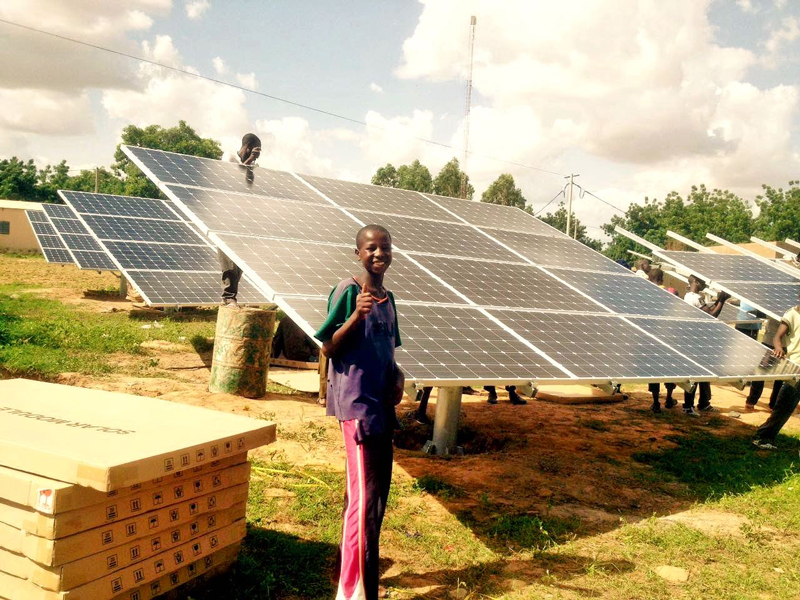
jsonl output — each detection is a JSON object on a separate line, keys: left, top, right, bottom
{"left": 391, "top": 367, "right": 405, "bottom": 405}
{"left": 355, "top": 291, "right": 373, "bottom": 321}
{"left": 773, "top": 346, "right": 786, "bottom": 359}
{"left": 717, "top": 291, "right": 731, "bottom": 302}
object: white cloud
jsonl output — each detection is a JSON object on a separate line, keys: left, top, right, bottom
{"left": 369, "top": 82, "right": 384, "bottom": 93}
{"left": 253, "top": 116, "right": 335, "bottom": 174}
{"left": 736, "top": 0, "right": 757, "bottom": 13}
{"left": 212, "top": 56, "right": 227, "bottom": 75}
{"left": 141, "top": 35, "right": 182, "bottom": 68}
{"left": 185, "top": 0, "right": 210, "bottom": 20}
{"left": 0, "top": 89, "right": 93, "bottom": 135}
{"left": 762, "top": 16, "right": 800, "bottom": 68}
{"left": 235, "top": 72, "right": 258, "bottom": 90}
{"left": 775, "top": 0, "right": 787, "bottom": 8}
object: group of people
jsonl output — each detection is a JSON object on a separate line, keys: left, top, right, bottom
{"left": 633, "top": 258, "right": 800, "bottom": 450}
{"left": 216, "top": 138, "right": 800, "bottom": 599}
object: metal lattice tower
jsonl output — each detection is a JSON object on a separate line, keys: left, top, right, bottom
{"left": 460, "top": 15, "right": 477, "bottom": 200}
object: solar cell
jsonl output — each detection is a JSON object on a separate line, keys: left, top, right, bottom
{"left": 60, "top": 233, "right": 104, "bottom": 252}
{"left": 38, "top": 234, "right": 66, "bottom": 249}
{"left": 71, "top": 250, "right": 117, "bottom": 271}
{"left": 27, "top": 210, "right": 49, "bottom": 223}
{"left": 213, "top": 233, "right": 469, "bottom": 304}
{"left": 166, "top": 185, "right": 357, "bottom": 243}
{"left": 124, "top": 146, "right": 328, "bottom": 205}
{"left": 31, "top": 221, "right": 56, "bottom": 236}
{"left": 48, "top": 217, "right": 91, "bottom": 235}
{"left": 422, "top": 192, "right": 568, "bottom": 237}
{"left": 395, "top": 304, "right": 570, "bottom": 381}
{"left": 350, "top": 210, "right": 520, "bottom": 261}
{"left": 548, "top": 268, "right": 711, "bottom": 319}
{"left": 659, "top": 250, "right": 800, "bottom": 283}
{"left": 80, "top": 214, "right": 202, "bottom": 245}
{"left": 630, "top": 317, "right": 800, "bottom": 378}
{"left": 298, "top": 174, "right": 457, "bottom": 222}
{"left": 488, "top": 310, "right": 712, "bottom": 379}
{"left": 102, "top": 241, "right": 219, "bottom": 271}
{"left": 486, "top": 230, "right": 631, "bottom": 274}
{"left": 723, "top": 282, "right": 800, "bottom": 318}
{"left": 42, "top": 248, "right": 74, "bottom": 264}
{"left": 410, "top": 255, "right": 604, "bottom": 312}
{"left": 64, "top": 190, "right": 180, "bottom": 221}
{"left": 43, "top": 204, "right": 77, "bottom": 219}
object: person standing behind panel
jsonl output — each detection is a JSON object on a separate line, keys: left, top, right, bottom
{"left": 681, "top": 275, "right": 731, "bottom": 415}
{"left": 746, "top": 316, "right": 785, "bottom": 411}
{"left": 646, "top": 268, "right": 676, "bottom": 413}
{"left": 219, "top": 133, "right": 262, "bottom": 306}
{"left": 634, "top": 258, "right": 651, "bottom": 279}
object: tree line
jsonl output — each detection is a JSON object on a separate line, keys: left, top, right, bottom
{"left": 2, "top": 120, "right": 798, "bottom": 259}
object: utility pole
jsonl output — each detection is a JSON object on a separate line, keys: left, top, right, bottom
{"left": 564, "top": 173, "right": 579, "bottom": 238}
{"left": 95, "top": 167, "right": 99, "bottom": 193}
{"left": 460, "top": 15, "right": 477, "bottom": 200}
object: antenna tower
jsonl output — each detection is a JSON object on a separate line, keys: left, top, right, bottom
{"left": 460, "top": 15, "right": 477, "bottom": 199}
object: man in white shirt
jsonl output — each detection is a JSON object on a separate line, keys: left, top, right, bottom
{"left": 219, "top": 133, "right": 261, "bottom": 306}
{"left": 634, "top": 259, "right": 651, "bottom": 279}
{"left": 681, "top": 275, "right": 731, "bottom": 415}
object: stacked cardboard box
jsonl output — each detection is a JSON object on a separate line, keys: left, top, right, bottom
{"left": 0, "top": 379, "right": 276, "bottom": 599}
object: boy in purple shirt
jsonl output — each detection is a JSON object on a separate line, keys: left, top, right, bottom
{"left": 315, "top": 224, "right": 403, "bottom": 600}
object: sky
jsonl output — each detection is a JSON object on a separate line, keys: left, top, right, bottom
{"left": 1, "top": 0, "right": 798, "bottom": 239}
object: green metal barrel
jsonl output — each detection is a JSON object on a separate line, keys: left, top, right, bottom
{"left": 209, "top": 306, "right": 276, "bottom": 398}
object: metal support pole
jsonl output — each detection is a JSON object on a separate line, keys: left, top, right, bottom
{"left": 119, "top": 276, "right": 128, "bottom": 299}
{"left": 565, "top": 174, "right": 573, "bottom": 237}
{"left": 423, "top": 386, "right": 463, "bottom": 455}
{"left": 95, "top": 167, "right": 99, "bottom": 193}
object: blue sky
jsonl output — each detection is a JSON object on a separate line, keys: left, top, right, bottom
{"left": 1, "top": 0, "right": 798, "bottom": 238}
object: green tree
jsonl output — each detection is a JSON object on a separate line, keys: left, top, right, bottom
{"left": 481, "top": 173, "right": 527, "bottom": 210}
{"left": 62, "top": 168, "right": 125, "bottom": 196}
{"left": 371, "top": 163, "right": 398, "bottom": 188}
{"left": 539, "top": 202, "right": 603, "bottom": 251}
{"left": 113, "top": 120, "right": 223, "bottom": 198}
{"left": 0, "top": 157, "right": 41, "bottom": 201}
{"left": 433, "top": 157, "right": 474, "bottom": 199}
{"left": 753, "top": 181, "right": 800, "bottom": 242}
{"left": 396, "top": 160, "right": 433, "bottom": 192}
{"left": 602, "top": 184, "right": 753, "bottom": 261}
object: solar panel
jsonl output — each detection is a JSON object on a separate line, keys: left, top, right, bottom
{"left": 124, "top": 145, "right": 328, "bottom": 205}
{"left": 630, "top": 318, "right": 800, "bottom": 379}
{"left": 488, "top": 310, "right": 713, "bottom": 380}
{"left": 42, "top": 203, "right": 117, "bottom": 271}
{"left": 410, "top": 255, "right": 604, "bottom": 312}
{"left": 548, "top": 268, "right": 710, "bottom": 319}
{"left": 60, "top": 190, "right": 269, "bottom": 307}
{"left": 166, "top": 185, "right": 357, "bottom": 243}
{"left": 487, "top": 230, "right": 632, "bottom": 274}
{"left": 213, "top": 233, "right": 469, "bottom": 305}
{"left": 26, "top": 210, "right": 73, "bottom": 265}
{"left": 123, "top": 145, "right": 800, "bottom": 385}
{"left": 421, "top": 192, "right": 568, "bottom": 237}
{"left": 659, "top": 251, "right": 800, "bottom": 283}
{"left": 299, "top": 174, "right": 458, "bottom": 222}
{"left": 722, "top": 282, "right": 800, "bottom": 319}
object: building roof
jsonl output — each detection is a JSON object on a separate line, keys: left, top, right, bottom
{"left": 0, "top": 199, "right": 43, "bottom": 211}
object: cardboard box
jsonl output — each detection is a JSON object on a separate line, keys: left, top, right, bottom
{"left": 9, "top": 483, "right": 248, "bottom": 567}
{"left": 0, "top": 454, "right": 246, "bottom": 514}
{"left": 0, "top": 536, "right": 242, "bottom": 600}
{"left": 0, "top": 380, "right": 276, "bottom": 491}
{"left": 3, "top": 502, "right": 246, "bottom": 591}
{"left": 0, "top": 463, "right": 250, "bottom": 539}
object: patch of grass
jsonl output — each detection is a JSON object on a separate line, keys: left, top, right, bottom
{"left": 0, "top": 290, "right": 215, "bottom": 377}
{"left": 486, "top": 514, "right": 580, "bottom": 552}
{"left": 633, "top": 431, "right": 800, "bottom": 499}
{"left": 412, "top": 474, "right": 465, "bottom": 499}
{"left": 580, "top": 418, "right": 611, "bottom": 432}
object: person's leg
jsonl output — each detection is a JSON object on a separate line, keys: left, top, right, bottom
{"left": 755, "top": 382, "right": 800, "bottom": 445}
{"left": 648, "top": 383, "right": 661, "bottom": 413}
{"left": 698, "top": 382, "right": 714, "bottom": 411}
{"left": 505, "top": 385, "right": 527, "bottom": 405}
{"left": 746, "top": 380, "right": 764, "bottom": 408}
{"left": 665, "top": 383, "right": 676, "bottom": 408}
{"left": 361, "top": 432, "right": 394, "bottom": 599}
{"left": 337, "top": 421, "right": 369, "bottom": 600}
{"left": 414, "top": 387, "right": 432, "bottom": 424}
{"left": 683, "top": 383, "right": 697, "bottom": 413}
{"left": 769, "top": 380, "right": 784, "bottom": 410}
{"left": 485, "top": 386, "right": 498, "bottom": 405}
{"left": 219, "top": 250, "right": 241, "bottom": 303}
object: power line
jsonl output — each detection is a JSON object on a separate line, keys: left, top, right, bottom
{"left": 533, "top": 186, "right": 566, "bottom": 216}
{"left": 0, "top": 17, "right": 566, "bottom": 178}
{"left": 574, "top": 184, "right": 627, "bottom": 214}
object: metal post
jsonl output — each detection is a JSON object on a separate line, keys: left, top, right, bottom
{"left": 423, "top": 386, "right": 463, "bottom": 455}
{"left": 565, "top": 174, "right": 573, "bottom": 237}
{"left": 119, "top": 276, "right": 127, "bottom": 299}
{"left": 95, "top": 167, "right": 99, "bottom": 193}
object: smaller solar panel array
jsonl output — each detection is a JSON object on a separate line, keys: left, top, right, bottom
{"left": 42, "top": 203, "right": 117, "bottom": 271}
{"left": 26, "top": 209, "right": 74, "bottom": 264}
{"left": 657, "top": 250, "right": 800, "bottom": 321}
{"left": 60, "top": 190, "right": 268, "bottom": 307}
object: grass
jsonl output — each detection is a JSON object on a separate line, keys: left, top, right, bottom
{"left": 0, "top": 287, "right": 215, "bottom": 377}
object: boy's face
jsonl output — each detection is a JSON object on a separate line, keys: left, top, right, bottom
{"left": 356, "top": 230, "right": 392, "bottom": 275}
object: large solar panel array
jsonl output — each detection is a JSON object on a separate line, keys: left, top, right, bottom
{"left": 657, "top": 250, "right": 800, "bottom": 321}
{"left": 41, "top": 203, "right": 117, "bottom": 271}
{"left": 122, "top": 145, "right": 800, "bottom": 385}
{"left": 25, "top": 209, "right": 74, "bottom": 264}
{"left": 59, "top": 191, "right": 269, "bottom": 307}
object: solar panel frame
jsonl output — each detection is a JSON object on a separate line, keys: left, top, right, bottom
{"left": 658, "top": 250, "right": 800, "bottom": 283}
{"left": 42, "top": 203, "right": 117, "bottom": 271}
{"left": 26, "top": 210, "right": 74, "bottom": 265}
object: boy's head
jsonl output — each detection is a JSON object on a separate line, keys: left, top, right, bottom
{"left": 636, "top": 259, "right": 651, "bottom": 273}
{"left": 239, "top": 133, "right": 262, "bottom": 163}
{"left": 688, "top": 274, "right": 706, "bottom": 293}
{"left": 648, "top": 267, "right": 664, "bottom": 285}
{"left": 355, "top": 224, "right": 392, "bottom": 276}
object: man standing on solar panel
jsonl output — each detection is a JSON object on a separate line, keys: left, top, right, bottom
{"left": 218, "top": 133, "right": 262, "bottom": 306}
{"left": 681, "top": 275, "right": 731, "bottom": 415}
